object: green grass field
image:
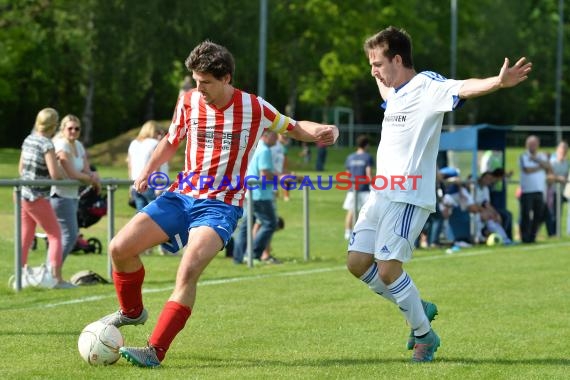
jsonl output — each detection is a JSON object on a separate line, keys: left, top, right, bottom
{"left": 1, "top": 146, "right": 569, "bottom": 379}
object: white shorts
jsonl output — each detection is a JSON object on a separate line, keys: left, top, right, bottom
{"left": 347, "top": 195, "right": 430, "bottom": 262}
{"left": 342, "top": 191, "right": 370, "bottom": 212}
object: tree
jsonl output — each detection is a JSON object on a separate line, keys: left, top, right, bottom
{"left": 0, "top": 0, "right": 567, "bottom": 149}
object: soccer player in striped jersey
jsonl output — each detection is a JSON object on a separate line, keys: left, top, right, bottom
{"left": 346, "top": 26, "right": 531, "bottom": 362}
{"left": 98, "top": 40, "right": 338, "bottom": 367}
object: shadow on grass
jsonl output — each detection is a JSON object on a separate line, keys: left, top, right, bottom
{"left": 438, "top": 356, "right": 570, "bottom": 366}
{"left": 166, "top": 354, "right": 570, "bottom": 368}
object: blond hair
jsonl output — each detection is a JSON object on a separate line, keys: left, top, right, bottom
{"left": 34, "top": 108, "right": 59, "bottom": 133}
{"left": 55, "top": 114, "right": 81, "bottom": 139}
{"left": 137, "top": 120, "right": 159, "bottom": 141}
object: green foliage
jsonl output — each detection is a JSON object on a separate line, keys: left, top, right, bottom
{"left": 0, "top": 0, "right": 568, "bottom": 148}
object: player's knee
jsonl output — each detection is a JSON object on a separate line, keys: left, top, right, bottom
{"left": 108, "top": 235, "right": 136, "bottom": 262}
{"left": 108, "top": 237, "right": 123, "bottom": 262}
{"left": 175, "top": 260, "right": 203, "bottom": 287}
{"left": 378, "top": 270, "right": 392, "bottom": 285}
{"left": 346, "top": 252, "right": 370, "bottom": 278}
{"left": 378, "top": 264, "right": 401, "bottom": 285}
{"left": 346, "top": 262, "right": 361, "bottom": 278}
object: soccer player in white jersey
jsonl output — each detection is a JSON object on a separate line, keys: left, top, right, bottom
{"left": 346, "top": 26, "right": 531, "bottom": 362}
{"left": 97, "top": 40, "right": 339, "bottom": 367}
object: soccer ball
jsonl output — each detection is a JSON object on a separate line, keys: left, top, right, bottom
{"left": 78, "top": 321, "right": 124, "bottom": 365}
{"left": 486, "top": 233, "right": 503, "bottom": 246}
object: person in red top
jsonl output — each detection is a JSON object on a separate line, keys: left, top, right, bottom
{"left": 98, "top": 40, "right": 339, "bottom": 367}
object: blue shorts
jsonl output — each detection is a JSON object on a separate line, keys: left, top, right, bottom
{"left": 142, "top": 192, "right": 243, "bottom": 253}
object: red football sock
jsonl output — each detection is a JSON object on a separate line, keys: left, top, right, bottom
{"left": 112, "top": 266, "right": 145, "bottom": 318}
{"left": 149, "top": 301, "right": 192, "bottom": 361}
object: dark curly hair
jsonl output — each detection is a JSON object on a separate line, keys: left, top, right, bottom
{"left": 185, "top": 40, "right": 235, "bottom": 83}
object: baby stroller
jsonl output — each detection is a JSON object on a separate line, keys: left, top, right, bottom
{"left": 73, "top": 185, "right": 107, "bottom": 254}
{"left": 33, "top": 186, "right": 107, "bottom": 255}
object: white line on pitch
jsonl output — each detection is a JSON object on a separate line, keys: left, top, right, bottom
{"left": 6, "top": 240, "right": 569, "bottom": 311}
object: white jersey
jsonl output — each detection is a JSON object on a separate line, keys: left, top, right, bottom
{"left": 376, "top": 71, "right": 464, "bottom": 211}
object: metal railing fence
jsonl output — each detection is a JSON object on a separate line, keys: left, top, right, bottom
{"left": 0, "top": 178, "right": 318, "bottom": 291}
{"left": 2, "top": 177, "right": 563, "bottom": 292}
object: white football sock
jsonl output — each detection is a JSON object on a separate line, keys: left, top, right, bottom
{"left": 387, "top": 271, "right": 430, "bottom": 337}
{"left": 359, "top": 263, "right": 396, "bottom": 303}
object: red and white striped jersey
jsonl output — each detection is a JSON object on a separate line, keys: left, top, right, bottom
{"left": 166, "top": 88, "right": 296, "bottom": 206}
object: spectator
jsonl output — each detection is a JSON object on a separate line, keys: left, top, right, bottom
{"left": 545, "top": 141, "right": 568, "bottom": 236}
{"left": 299, "top": 142, "right": 311, "bottom": 166}
{"left": 519, "top": 135, "right": 551, "bottom": 243}
{"left": 129, "top": 121, "right": 172, "bottom": 255}
{"left": 127, "top": 121, "right": 162, "bottom": 211}
{"left": 179, "top": 75, "right": 193, "bottom": 97}
{"left": 474, "top": 171, "right": 513, "bottom": 244}
{"left": 272, "top": 134, "right": 292, "bottom": 201}
{"left": 488, "top": 168, "right": 514, "bottom": 240}
{"left": 155, "top": 126, "right": 167, "bottom": 142}
{"left": 249, "top": 215, "right": 286, "bottom": 263}
{"left": 342, "top": 135, "right": 374, "bottom": 240}
{"left": 51, "top": 114, "right": 101, "bottom": 263}
{"left": 19, "top": 108, "right": 73, "bottom": 288}
{"left": 153, "top": 126, "right": 170, "bottom": 197}
{"left": 480, "top": 150, "right": 502, "bottom": 173}
{"left": 564, "top": 170, "right": 570, "bottom": 235}
{"left": 253, "top": 133, "right": 292, "bottom": 260}
{"left": 437, "top": 169, "right": 512, "bottom": 246}
{"left": 442, "top": 171, "right": 478, "bottom": 246}
{"left": 270, "top": 133, "right": 285, "bottom": 194}
{"left": 479, "top": 149, "right": 512, "bottom": 211}
{"left": 233, "top": 130, "right": 281, "bottom": 264}
{"left": 315, "top": 140, "right": 328, "bottom": 171}
{"left": 421, "top": 171, "right": 447, "bottom": 248}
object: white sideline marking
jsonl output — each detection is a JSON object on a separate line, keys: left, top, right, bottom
{"left": 8, "top": 241, "right": 570, "bottom": 311}
{"left": 11, "top": 267, "right": 345, "bottom": 311}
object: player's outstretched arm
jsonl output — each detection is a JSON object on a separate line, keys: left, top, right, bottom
{"left": 458, "top": 57, "right": 532, "bottom": 99}
{"left": 288, "top": 121, "right": 339, "bottom": 145}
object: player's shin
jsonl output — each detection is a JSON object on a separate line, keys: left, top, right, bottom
{"left": 149, "top": 301, "right": 192, "bottom": 361}
{"left": 387, "top": 272, "right": 430, "bottom": 337}
{"left": 112, "top": 266, "right": 145, "bottom": 318}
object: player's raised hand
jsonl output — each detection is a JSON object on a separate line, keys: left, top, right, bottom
{"left": 498, "top": 57, "right": 532, "bottom": 88}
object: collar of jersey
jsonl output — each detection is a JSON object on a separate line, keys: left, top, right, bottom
{"left": 380, "top": 76, "right": 414, "bottom": 110}
{"left": 394, "top": 77, "right": 413, "bottom": 93}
